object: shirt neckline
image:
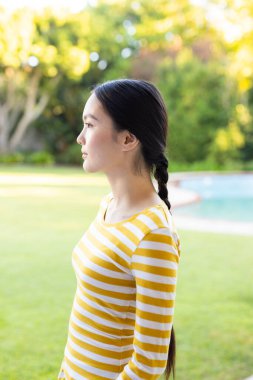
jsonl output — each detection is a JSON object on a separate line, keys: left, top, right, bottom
{"left": 100, "top": 193, "right": 166, "bottom": 227}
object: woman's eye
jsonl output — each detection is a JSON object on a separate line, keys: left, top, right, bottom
{"left": 84, "top": 123, "right": 93, "bottom": 128}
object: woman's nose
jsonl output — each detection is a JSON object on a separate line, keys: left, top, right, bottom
{"left": 76, "top": 131, "right": 84, "bottom": 145}
{"left": 76, "top": 134, "right": 81, "bottom": 145}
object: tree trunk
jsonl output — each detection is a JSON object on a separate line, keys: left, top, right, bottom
{"left": 9, "top": 94, "right": 49, "bottom": 152}
{"left": 8, "top": 70, "right": 49, "bottom": 152}
{"left": 0, "top": 104, "right": 9, "bottom": 154}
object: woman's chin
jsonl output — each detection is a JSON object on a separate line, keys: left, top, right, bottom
{"left": 82, "top": 161, "right": 97, "bottom": 173}
{"left": 82, "top": 161, "right": 89, "bottom": 170}
{"left": 82, "top": 160, "right": 88, "bottom": 170}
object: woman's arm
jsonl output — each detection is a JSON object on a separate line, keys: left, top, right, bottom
{"left": 116, "top": 227, "right": 180, "bottom": 380}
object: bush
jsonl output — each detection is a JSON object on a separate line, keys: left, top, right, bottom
{"left": 56, "top": 143, "right": 82, "bottom": 165}
{"left": 170, "top": 158, "right": 246, "bottom": 172}
{"left": 0, "top": 152, "right": 25, "bottom": 163}
{"left": 157, "top": 51, "right": 236, "bottom": 163}
{"left": 24, "top": 151, "right": 55, "bottom": 165}
{"left": 0, "top": 151, "right": 55, "bottom": 165}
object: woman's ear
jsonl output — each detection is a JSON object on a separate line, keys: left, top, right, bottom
{"left": 122, "top": 131, "right": 140, "bottom": 152}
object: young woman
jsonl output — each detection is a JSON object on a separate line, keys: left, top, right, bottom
{"left": 58, "top": 79, "right": 181, "bottom": 380}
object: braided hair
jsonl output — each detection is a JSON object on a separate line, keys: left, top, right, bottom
{"left": 94, "top": 78, "right": 176, "bottom": 379}
{"left": 154, "top": 153, "right": 172, "bottom": 211}
{"left": 154, "top": 154, "right": 175, "bottom": 379}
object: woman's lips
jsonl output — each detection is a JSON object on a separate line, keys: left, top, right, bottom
{"left": 82, "top": 154, "right": 87, "bottom": 159}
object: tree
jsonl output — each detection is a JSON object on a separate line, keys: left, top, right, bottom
{"left": 157, "top": 51, "right": 234, "bottom": 162}
{"left": 0, "top": 7, "right": 90, "bottom": 153}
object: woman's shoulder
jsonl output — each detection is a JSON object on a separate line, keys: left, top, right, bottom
{"left": 100, "top": 191, "right": 180, "bottom": 236}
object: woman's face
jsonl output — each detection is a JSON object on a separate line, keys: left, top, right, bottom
{"left": 77, "top": 93, "right": 126, "bottom": 174}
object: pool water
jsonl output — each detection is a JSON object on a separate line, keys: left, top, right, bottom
{"left": 175, "top": 173, "right": 253, "bottom": 222}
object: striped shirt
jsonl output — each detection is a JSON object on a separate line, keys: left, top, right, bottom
{"left": 58, "top": 192, "right": 181, "bottom": 380}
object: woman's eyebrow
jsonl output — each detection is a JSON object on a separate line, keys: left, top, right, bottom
{"left": 83, "top": 113, "right": 99, "bottom": 121}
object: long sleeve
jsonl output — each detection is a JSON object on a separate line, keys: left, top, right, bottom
{"left": 116, "top": 227, "right": 180, "bottom": 380}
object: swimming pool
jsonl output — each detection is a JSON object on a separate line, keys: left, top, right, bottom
{"left": 174, "top": 173, "right": 253, "bottom": 222}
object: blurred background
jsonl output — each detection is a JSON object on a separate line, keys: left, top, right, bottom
{"left": 0, "top": 1, "right": 253, "bottom": 379}
{"left": 0, "top": 0, "right": 253, "bottom": 168}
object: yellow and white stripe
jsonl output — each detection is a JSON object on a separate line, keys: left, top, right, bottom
{"left": 58, "top": 192, "right": 180, "bottom": 379}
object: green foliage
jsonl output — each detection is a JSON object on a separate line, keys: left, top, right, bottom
{"left": 0, "top": 151, "right": 54, "bottom": 165}
{"left": 239, "top": 87, "right": 253, "bottom": 161}
{"left": 0, "top": 152, "right": 24, "bottom": 163}
{"left": 170, "top": 158, "right": 223, "bottom": 172}
{"left": 158, "top": 52, "right": 234, "bottom": 163}
{"left": 170, "top": 158, "right": 248, "bottom": 172}
{"left": 1, "top": 0, "right": 253, "bottom": 166}
{"left": 209, "top": 101, "right": 252, "bottom": 164}
{"left": 56, "top": 143, "right": 82, "bottom": 165}
{"left": 24, "top": 151, "right": 55, "bottom": 165}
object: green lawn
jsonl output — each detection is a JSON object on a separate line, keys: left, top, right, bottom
{"left": 0, "top": 165, "right": 252, "bottom": 380}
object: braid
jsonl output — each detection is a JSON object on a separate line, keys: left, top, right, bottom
{"left": 154, "top": 152, "right": 175, "bottom": 380}
{"left": 154, "top": 153, "right": 171, "bottom": 211}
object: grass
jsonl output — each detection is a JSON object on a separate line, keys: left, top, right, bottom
{"left": 0, "top": 164, "right": 252, "bottom": 380}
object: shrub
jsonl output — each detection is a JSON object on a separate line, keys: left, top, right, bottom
{"left": 157, "top": 51, "right": 235, "bottom": 163}
{"left": 24, "top": 151, "right": 55, "bottom": 165}
{"left": 56, "top": 143, "right": 82, "bottom": 165}
{"left": 0, "top": 152, "right": 25, "bottom": 163}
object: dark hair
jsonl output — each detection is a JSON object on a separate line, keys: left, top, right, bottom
{"left": 93, "top": 78, "right": 175, "bottom": 379}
